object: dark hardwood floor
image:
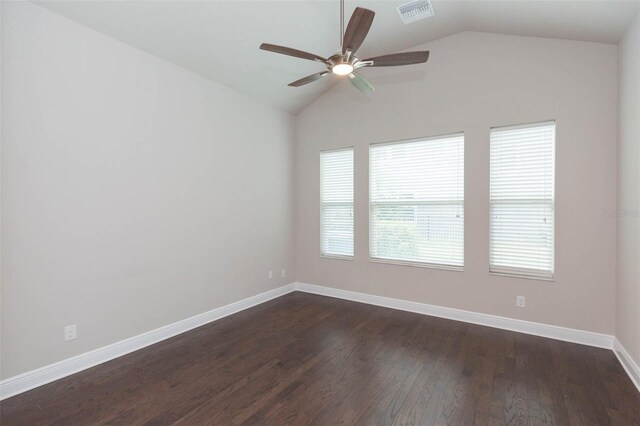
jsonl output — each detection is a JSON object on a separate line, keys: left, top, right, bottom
{"left": 1, "top": 292, "right": 638, "bottom": 425}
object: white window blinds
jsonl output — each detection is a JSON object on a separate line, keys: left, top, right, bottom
{"left": 320, "top": 148, "right": 354, "bottom": 257}
{"left": 490, "top": 121, "right": 555, "bottom": 279}
{"left": 370, "top": 134, "right": 464, "bottom": 268}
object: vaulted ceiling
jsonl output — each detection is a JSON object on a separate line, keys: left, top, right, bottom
{"left": 35, "top": 0, "right": 640, "bottom": 114}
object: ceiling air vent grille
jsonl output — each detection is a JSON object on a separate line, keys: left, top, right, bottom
{"left": 397, "top": 0, "right": 435, "bottom": 24}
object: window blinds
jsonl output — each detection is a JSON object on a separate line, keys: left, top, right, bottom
{"left": 490, "top": 121, "right": 555, "bottom": 279}
{"left": 320, "top": 148, "right": 354, "bottom": 257}
{"left": 370, "top": 134, "right": 464, "bottom": 268}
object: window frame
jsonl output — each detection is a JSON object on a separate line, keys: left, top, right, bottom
{"left": 320, "top": 146, "right": 355, "bottom": 260}
{"left": 488, "top": 120, "right": 556, "bottom": 281}
{"left": 368, "top": 133, "right": 465, "bottom": 271}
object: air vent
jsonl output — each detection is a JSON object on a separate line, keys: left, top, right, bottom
{"left": 397, "top": 0, "right": 435, "bottom": 24}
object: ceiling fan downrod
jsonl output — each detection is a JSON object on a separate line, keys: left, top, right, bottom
{"left": 340, "top": 0, "right": 344, "bottom": 49}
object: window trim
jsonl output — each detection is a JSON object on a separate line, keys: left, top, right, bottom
{"left": 368, "top": 132, "right": 465, "bottom": 271}
{"left": 369, "top": 257, "right": 464, "bottom": 272}
{"left": 320, "top": 146, "right": 355, "bottom": 259}
{"left": 321, "top": 253, "right": 355, "bottom": 261}
{"left": 489, "top": 269, "right": 555, "bottom": 282}
{"left": 488, "top": 119, "right": 556, "bottom": 281}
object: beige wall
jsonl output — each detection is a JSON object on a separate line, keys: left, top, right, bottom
{"left": 0, "top": 2, "right": 295, "bottom": 379}
{"left": 295, "top": 32, "right": 618, "bottom": 334}
{"left": 616, "top": 12, "right": 640, "bottom": 365}
{"left": 0, "top": 2, "right": 630, "bottom": 382}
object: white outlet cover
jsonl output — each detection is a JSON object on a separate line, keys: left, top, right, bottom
{"left": 64, "top": 325, "right": 77, "bottom": 341}
{"left": 281, "top": 269, "right": 286, "bottom": 278}
{"left": 268, "top": 271, "right": 273, "bottom": 279}
{"left": 516, "top": 296, "right": 526, "bottom": 308}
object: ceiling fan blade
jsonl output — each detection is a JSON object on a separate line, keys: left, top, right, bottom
{"left": 348, "top": 72, "right": 374, "bottom": 94}
{"left": 288, "top": 71, "right": 329, "bottom": 87}
{"left": 342, "top": 7, "right": 375, "bottom": 55}
{"left": 260, "top": 43, "right": 327, "bottom": 63}
{"left": 363, "top": 51, "right": 430, "bottom": 67}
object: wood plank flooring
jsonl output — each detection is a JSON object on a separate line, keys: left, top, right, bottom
{"left": 1, "top": 292, "right": 639, "bottom": 425}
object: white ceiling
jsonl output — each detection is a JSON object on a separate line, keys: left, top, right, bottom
{"left": 34, "top": 0, "right": 640, "bottom": 114}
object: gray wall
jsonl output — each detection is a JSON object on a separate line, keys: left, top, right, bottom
{"left": 295, "top": 32, "right": 618, "bottom": 335}
{"left": 1, "top": 1, "right": 295, "bottom": 379}
{"left": 617, "top": 12, "right": 640, "bottom": 366}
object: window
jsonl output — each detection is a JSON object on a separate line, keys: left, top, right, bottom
{"left": 490, "top": 121, "right": 555, "bottom": 279}
{"left": 320, "top": 148, "right": 354, "bottom": 257}
{"left": 370, "top": 134, "right": 464, "bottom": 269}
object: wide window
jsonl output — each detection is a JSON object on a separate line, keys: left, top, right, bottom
{"left": 370, "top": 134, "right": 464, "bottom": 269}
{"left": 320, "top": 148, "right": 354, "bottom": 258}
{"left": 490, "top": 121, "right": 555, "bottom": 279}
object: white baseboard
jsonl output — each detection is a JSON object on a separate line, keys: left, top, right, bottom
{"left": 294, "top": 282, "right": 614, "bottom": 349}
{"left": 613, "top": 337, "right": 640, "bottom": 392}
{"left": 301, "top": 280, "right": 640, "bottom": 392}
{"left": 2, "top": 281, "right": 635, "bottom": 401}
{"left": 0, "top": 283, "right": 296, "bottom": 401}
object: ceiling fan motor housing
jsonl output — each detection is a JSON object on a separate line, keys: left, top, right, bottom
{"left": 328, "top": 53, "right": 356, "bottom": 66}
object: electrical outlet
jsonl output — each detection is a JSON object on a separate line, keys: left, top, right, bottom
{"left": 268, "top": 270, "right": 273, "bottom": 279}
{"left": 64, "top": 325, "right": 77, "bottom": 341}
{"left": 281, "top": 269, "right": 286, "bottom": 278}
{"left": 516, "top": 296, "right": 526, "bottom": 308}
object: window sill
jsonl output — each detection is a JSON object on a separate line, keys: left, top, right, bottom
{"left": 321, "top": 254, "right": 354, "bottom": 261}
{"left": 489, "top": 271, "right": 555, "bottom": 282}
{"left": 369, "top": 257, "right": 463, "bottom": 272}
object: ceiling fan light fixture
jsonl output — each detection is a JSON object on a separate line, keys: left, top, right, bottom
{"left": 332, "top": 63, "right": 354, "bottom": 76}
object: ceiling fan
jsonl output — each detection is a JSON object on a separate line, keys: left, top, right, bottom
{"left": 259, "top": 0, "right": 430, "bottom": 93}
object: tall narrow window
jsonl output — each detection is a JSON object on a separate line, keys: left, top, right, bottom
{"left": 490, "top": 121, "right": 555, "bottom": 279}
{"left": 370, "top": 134, "right": 464, "bottom": 269}
{"left": 320, "top": 148, "right": 354, "bottom": 258}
